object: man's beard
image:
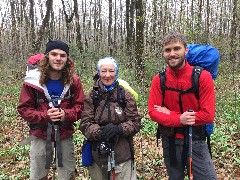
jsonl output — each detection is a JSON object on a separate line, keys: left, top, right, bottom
{"left": 166, "top": 56, "right": 185, "bottom": 69}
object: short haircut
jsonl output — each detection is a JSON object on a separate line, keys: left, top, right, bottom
{"left": 162, "top": 31, "right": 187, "bottom": 48}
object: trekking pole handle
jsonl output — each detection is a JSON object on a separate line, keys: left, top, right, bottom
{"left": 187, "top": 109, "right": 194, "bottom": 180}
{"left": 54, "top": 104, "right": 61, "bottom": 112}
{"left": 53, "top": 104, "right": 61, "bottom": 126}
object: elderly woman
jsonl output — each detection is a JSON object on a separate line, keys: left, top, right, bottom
{"left": 80, "top": 57, "right": 142, "bottom": 180}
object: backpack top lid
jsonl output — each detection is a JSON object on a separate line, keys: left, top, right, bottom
{"left": 186, "top": 44, "right": 220, "bottom": 80}
{"left": 27, "top": 54, "right": 45, "bottom": 65}
{"left": 26, "top": 54, "right": 44, "bottom": 75}
{"left": 118, "top": 79, "right": 138, "bottom": 101}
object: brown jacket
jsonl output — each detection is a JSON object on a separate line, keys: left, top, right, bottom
{"left": 80, "top": 80, "right": 142, "bottom": 167}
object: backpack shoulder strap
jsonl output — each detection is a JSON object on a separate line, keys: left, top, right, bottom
{"left": 92, "top": 85, "right": 126, "bottom": 112}
{"left": 159, "top": 69, "right": 167, "bottom": 106}
{"left": 192, "top": 66, "right": 213, "bottom": 158}
{"left": 192, "top": 66, "right": 203, "bottom": 100}
{"left": 68, "top": 85, "right": 74, "bottom": 107}
{"left": 92, "top": 87, "right": 101, "bottom": 112}
{"left": 157, "top": 69, "right": 168, "bottom": 147}
{"left": 117, "top": 85, "right": 126, "bottom": 110}
{"left": 33, "top": 88, "right": 39, "bottom": 109}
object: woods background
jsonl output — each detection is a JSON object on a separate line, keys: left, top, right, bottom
{"left": 0, "top": 0, "right": 239, "bottom": 179}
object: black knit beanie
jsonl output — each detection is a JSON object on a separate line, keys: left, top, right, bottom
{"left": 45, "top": 40, "right": 69, "bottom": 56}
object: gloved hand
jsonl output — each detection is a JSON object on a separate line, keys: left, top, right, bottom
{"left": 100, "top": 123, "right": 123, "bottom": 142}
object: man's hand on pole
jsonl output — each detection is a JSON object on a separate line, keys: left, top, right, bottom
{"left": 47, "top": 107, "right": 66, "bottom": 122}
{"left": 180, "top": 111, "right": 195, "bottom": 125}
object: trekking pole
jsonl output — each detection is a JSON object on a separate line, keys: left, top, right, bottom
{"left": 52, "top": 104, "right": 61, "bottom": 180}
{"left": 107, "top": 152, "right": 111, "bottom": 180}
{"left": 107, "top": 144, "right": 116, "bottom": 180}
{"left": 111, "top": 149, "right": 116, "bottom": 180}
{"left": 188, "top": 109, "right": 194, "bottom": 180}
{"left": 189, "top": 125, "right": 193, "bottom": 180}
{"left": 52, "top": 123, "right": 57, "bottom": 180}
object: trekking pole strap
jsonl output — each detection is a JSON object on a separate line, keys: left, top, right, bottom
{"left": 45, "top": 122, "right": 53, "bottom": 169}
{"left": 55, "top": 124, "right": 63, "bottom": 167}
{"left": 45, "top": 122, "right": 63, "bottom": 169}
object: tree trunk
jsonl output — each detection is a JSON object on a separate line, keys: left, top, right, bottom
{"left": 10, "top": 1, "right": 17, "bottom": 53}
{"left": 126, "top": 0, "right": 130, "bottom": 52}
{"left": 113, "top": 0, "right": 117, "bottom": 56}
{"left": 120, "top": 0, "right": 124, "bottom": 49}
{"left": 82, "top": 0, "right": 88, "bottom": 49}
{"left": 29, "top": 0, "right": 36, "bottom": 54}
{"left": 126, "top": 0, "right": 135, "bottom": 67}
{"left": 205, "top": 0, "right": 210, "bottom": 42}
{"left": 33, "top": 0, "right": 53, "bottom": 53}
{"left": 108, "top": 0, "right": 113, "bottom": 55}
{"left": 73, "top": 0, "right": 83, "bottom": 53}
{"left": 61, "top": 0, "right": 74, "bottom": 41}
{"left": 230, "top": 0, "right": 237, "bottom": 61}
{"left": 135, "top": 0, "right": 144, "bottom": 82}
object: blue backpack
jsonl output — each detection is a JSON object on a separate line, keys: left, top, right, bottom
{"left": 186, "top": 44, "right": 220, "bottom": 80}
{"left": 157, "top": 44, "right": 220, "bottom": 158}
{"left": 186, "top": 44, "right": 220, "bottom": 137}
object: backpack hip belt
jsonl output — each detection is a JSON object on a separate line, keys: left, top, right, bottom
{"left": 175, "top": 125, "right": 206, "bottom": 141}
{"left": 191, "top": 125, "right": 206, "bottom": 141}
{"left": 160, "top": 125, "right": 206, "bottom": 141}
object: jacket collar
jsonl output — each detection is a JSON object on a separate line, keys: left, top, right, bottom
{"left": 24, "top": 68, "right": 43, "bottom": 90}
{"left": 168, "top": 60, "right": 190, "bottom": 77}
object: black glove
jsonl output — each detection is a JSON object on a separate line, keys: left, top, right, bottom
{"left": 100, "top": 123, "right": 123, "bottom": 142}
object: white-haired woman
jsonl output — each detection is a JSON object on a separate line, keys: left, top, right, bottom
{"left": 80, "top": 57, "right": 142, "bottom": 180}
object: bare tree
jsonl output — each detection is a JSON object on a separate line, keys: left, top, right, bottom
{"left": 113, "top": 0, "right": 117, "bottom": 55}
{"left": 125, "top": 0, "right": 135, "bottom": 66}
{"left": 108, "top": 0, "right": 113, "bottom": 55}
{"left": 119, "top": 0, "right": 124, "bottom": 49}
{"left": 126, "top": 0, "right": 130, "bottom": 52}
{"left": 10, "top": 1, "right": 17, "bottom": 53}
{"left": 73, "top": 0, "right": 83, "bottom": 53}
{"left": 135, "top": 0, "right": 144, "bottom": 82}
{"left": 61, "top": 0, "right": 74, "bottom": 41}
{"left": 205, "top": 0, "right": 210, "bottom": 42}
{"left": 151, "top": 0, "right": 157, "bottom": 47}
{"left": 29, "top": 0, "right": 36, "bottom": 53}
{"left": 34, "top": 0, "right": 53, "bottom": 53}
{"left": 82, "top": 0, "right": 88, "bottom": 48}
{"left": 230, "top": 0, "right": 238, "bottom": 61}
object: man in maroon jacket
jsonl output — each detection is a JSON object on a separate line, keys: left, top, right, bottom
{"left": 148, "top": 32, "right": 217, "bottom": 179}
{"left": 18, "top": 40, "right": 84, "bottom": 180}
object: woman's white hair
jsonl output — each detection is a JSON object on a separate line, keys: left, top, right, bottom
{"left": 97, "top": 57, "right": 118, "bottom": 71}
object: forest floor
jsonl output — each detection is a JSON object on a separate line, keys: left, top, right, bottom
{"left": 0, "top": 71, "right": 239, "bottom": 179}
{"left": 0, "top": 112, "right": 239, "bottom": 179}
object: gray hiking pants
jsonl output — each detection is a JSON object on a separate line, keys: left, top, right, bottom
{"left": 29, "top": 136, "right": 76, "bottom": 180}
{"left": 162, "top": 136, "right": 217, "bottom": 180}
